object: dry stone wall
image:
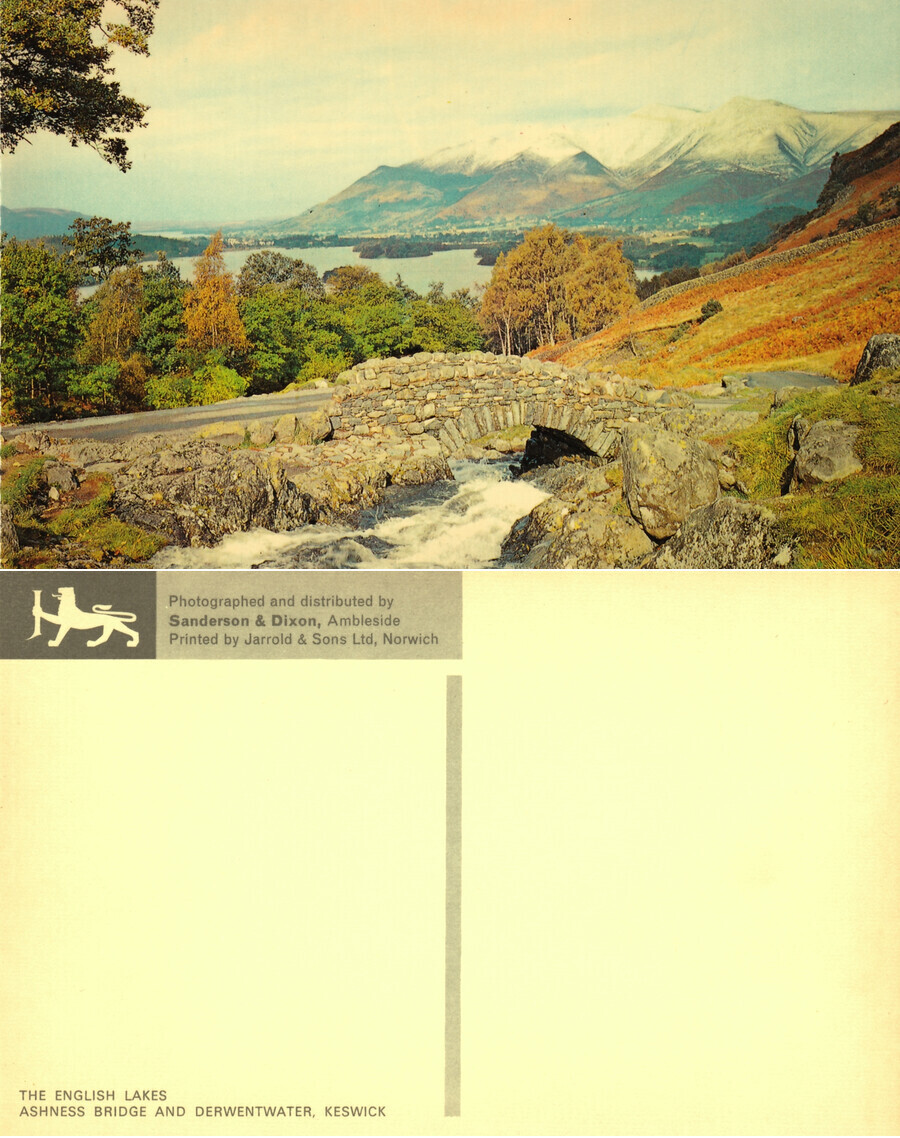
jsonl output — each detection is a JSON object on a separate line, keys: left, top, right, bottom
{"left": 328, "top": 351, "right": 671, "bottom": 458}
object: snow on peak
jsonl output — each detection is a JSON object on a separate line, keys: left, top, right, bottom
{"left": 418, "top": 130, "right": 585, "bottom": 175}
{"left": 413, "top": 99, "right": 898, "bottom": 181}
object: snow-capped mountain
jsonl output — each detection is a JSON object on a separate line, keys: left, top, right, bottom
{"left": 419, "top": 129, "right": 589, "bottom": 175}
{"left": 275, "top": 99, "right": 898, "bottom": 234}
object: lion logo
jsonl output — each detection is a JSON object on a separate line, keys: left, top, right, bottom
{"left": 28, "top": 587, "right": 140, "bottom": 648}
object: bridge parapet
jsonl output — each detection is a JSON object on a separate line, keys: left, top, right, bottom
{"left": 329, "top": 351, "right": 667, "bottom": 458}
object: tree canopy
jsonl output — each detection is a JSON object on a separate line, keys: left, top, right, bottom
{"left": 0, "top": 236, "right": 486, "bottom": 422}
{"left": 180, "top": 232, "right": 250, "bottom": 363}
{"left": 0, "top": 0, "right": 159, "bottom": 171}
{"left": 63, "top": 216, "right": 138, "bottom": 281}
{"left": 479, "top": 225, "right": 637, "bottom": 354}
{"left": 237, "top": 250, "right": 325, "bottom": 298}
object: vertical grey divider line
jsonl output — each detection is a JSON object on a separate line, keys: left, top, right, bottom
{"left": 445, "top": 674, "right": 463, "bottom": 1117}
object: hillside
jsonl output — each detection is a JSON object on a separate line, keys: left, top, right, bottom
{"left": 0, "top": 206, "right": 87, "bottom": 240}
{"left": 765, "top": 121, "right": 900, "bottom": 252}
{"left": 542, "top": 222, "right": 900, "bottom": 383}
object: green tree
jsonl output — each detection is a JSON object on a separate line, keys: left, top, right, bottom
{"left": 339, "top": 293, "right": 414, "bottom": 360}
{"left": 76, "top": 264, "right": 146, "bottom": 410}
{"left": 408, "top": 290, "right": 484, "bottom": 354}
{"left": 78, "top": 264, "right": 143, "bottom": 365}
{"left": 0, "top": 237, "right": 81, "bottom": 420}
{"left": 63, "top": 216, "right": 137, "bottom": 282}
{"left": 241, "top": 288, "right": 356, "bottom": 392}
{"left": 324, "top": 263, "right": 388, "bottom": 298}
{"left": 190, "top": 357, "right": 247, "bottom": 405}
{"left": 237, "top": 250, "right": 324, "bottom": 298}
{"left": 1, "top": 0, "right": 159, "bottom": 170}
{"left": 136, "top": 254, "right": 187, "bottom": 377}
{"left": 328, "top": 268, "right": 415, "bottom": 359}
{"left": 239, "top": 286, "right": 308, "bottom": 392}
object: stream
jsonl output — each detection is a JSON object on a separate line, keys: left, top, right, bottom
{"left": 150, "top": 459, "right": 549, "bottom": 570}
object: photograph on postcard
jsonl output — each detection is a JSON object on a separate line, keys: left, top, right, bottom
{"left": 1, "top": 0, "right": 898, "bottom": 572}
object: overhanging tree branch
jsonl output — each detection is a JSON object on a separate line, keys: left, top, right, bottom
{"left": 0, "top": 0, "right": 159, "bottom": 171}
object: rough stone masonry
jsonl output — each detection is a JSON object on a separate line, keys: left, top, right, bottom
{"left": 327, "top": 350, "right": 681, "bottom": 460}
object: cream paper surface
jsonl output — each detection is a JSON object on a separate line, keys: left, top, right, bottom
{"left": 1, "top": 569, "right": 898, "bottom": 1136}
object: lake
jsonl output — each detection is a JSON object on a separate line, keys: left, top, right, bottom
{"left": 150, "top": 242, "right": 496, "bottom": 296}
{"left": 89, "top": 237, "right": 653, "bottom": 297}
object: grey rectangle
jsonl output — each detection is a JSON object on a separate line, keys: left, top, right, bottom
{"left": 158, "top": 571, "right": 462, "bottom": 659}
{"left": 0, "top": 570, "right": 157, "bottom": 659}
{"left": 445, "top": 674, "right": 463, "bottom": 1117}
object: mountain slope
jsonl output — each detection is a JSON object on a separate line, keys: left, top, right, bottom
{"left": 545, "top": 222, "right": 900, "bottom": 383}
{"left": 764, "top": 120, "right": 900, "bottom": 252}
{"left": 267, "top": 163, "right": 491, "bottom": 234}
{"left": 437, "top": 150, "right": 623, "bottom": 223}
{"left": 284, "top": 99, "right": 898, "bottom": 235}
{"left": 1, "top": 206, "right": 87, "bottom": 240}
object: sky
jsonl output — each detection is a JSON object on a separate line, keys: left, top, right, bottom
{"left": 3, "top": 0, "right": 899, "bottom": 227}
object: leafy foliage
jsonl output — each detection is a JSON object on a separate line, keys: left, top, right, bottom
{"left": 145, "top": 372, "right": 191, "bottom": 410}
{"left": 137, "top": 254, "right": 188, "bottom": 377}
{"left": 180, "top": 232, "right": 250, "bottom": 364}
{"left": 480, "top": 225, "right": 636, "bottom": 354}
{"left": 78, "top": 265, "right": 143, "bottom": 364}
{"left": 189, "top": 359, "right": 248, "bottom": 405}
{"left": 0, "top": 237, "right": 81, "bottom": 420}
{"left": 63, "top": 216, "right": 137, "bottom": 281}
{"left": 237, "top": 250, "right": 325, "bottom": 298}
{"left": 67, "top": 361, "right": 122, "bottom": 410}
{"left": 700, "top": 298, "right": 724, "bottom": 322}
{"left": 2, "top": 236, "right": 486, "bottom": 422}
{"left": 0, "top": 0, "right": 158, "bottom": 170}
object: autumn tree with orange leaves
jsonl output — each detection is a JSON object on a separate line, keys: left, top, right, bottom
{"left": 180, "top": 232, "right": 250, "bottom": 365}
{"left": 479, "top": 224, "right": 636, "bottom": 354}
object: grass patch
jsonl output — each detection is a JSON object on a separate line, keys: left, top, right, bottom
{"left": 470, "top": 424, "right": 533, "bottom": 446}
{"left": 73, "top": 518, "right": 164, "bottom": 562}
{"left": 1, "top": 457, "right": 46, "bottom": 520}
{"left": 4, "top": 468, "right": 164, "bottom": 566}
{"left": 726, "top": 378, "right": 900, "bottom": 566}
{"left": 0, "top": 442, "right": 17, "bottom": 459}
{"left": 735, "top": 378, "right": 900, "bottom": 494}
{"left": 777, "top": 476, "right": 900, "bottom": 568}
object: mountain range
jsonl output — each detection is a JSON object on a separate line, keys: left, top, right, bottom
{"left": 279, "top": 98, "right": 898, "bottom": 235}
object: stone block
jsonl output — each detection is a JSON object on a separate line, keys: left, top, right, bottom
{"left": 273, "top": 414, "right": 299, "bottom": 442}
{"left": 459, "top": 407, "right": 478, "bottom": 440}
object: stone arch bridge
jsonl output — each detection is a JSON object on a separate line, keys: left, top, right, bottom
{"left": 328, "top": 351, "right": 672, "bottom": 461}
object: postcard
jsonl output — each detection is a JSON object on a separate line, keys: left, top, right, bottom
{"left": 1, "top": 1, "right": 899, "bottom": 1134}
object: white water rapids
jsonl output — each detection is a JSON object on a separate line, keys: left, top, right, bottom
{"left": 150, "top": 459, "right": 548, "bottom": 570}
